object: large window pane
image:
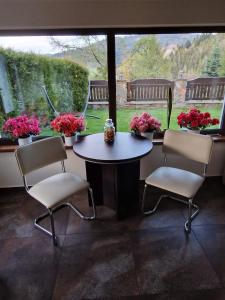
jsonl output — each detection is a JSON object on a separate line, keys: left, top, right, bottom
{"left": 115, "top": 33, "right": 224, "bottom": 132}
{"left": 0, "top": 35, "right": 108, "bottom": 138}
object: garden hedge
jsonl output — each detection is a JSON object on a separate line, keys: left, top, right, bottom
{"left": 0, "top": 48, "right": 89, "bottom": 119}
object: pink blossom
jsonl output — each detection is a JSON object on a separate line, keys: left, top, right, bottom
{"left": 51, "top": 113, "right": 85, "bottom": 137}
{"left": 130, "top": 112, "right": 161, "bottom": 133}
{"left": 3, "top": 115, "right": 41, "bottom": 138}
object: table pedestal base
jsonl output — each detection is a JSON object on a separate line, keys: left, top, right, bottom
{"left": 86, "top": 160, "right": 140, "bottom": 219}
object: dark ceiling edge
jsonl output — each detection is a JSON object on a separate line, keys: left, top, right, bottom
{"left": 1, "top": 26, "right": 225, "bottom": 36}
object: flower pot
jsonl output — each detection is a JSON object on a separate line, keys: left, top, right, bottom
{"left": 140, "top": 131, "right": 154, "bottom": 141}
{"left": 187, "top": 129, "right": 201, "bottom": 134}
{"left": 64, "top": 134, "right": 77, "bottom": 146}
{"left": 18, "top": 136, "right": 32, "bottom": 146}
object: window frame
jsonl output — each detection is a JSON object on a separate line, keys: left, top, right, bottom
{"left": 0, "top": 26, "right": 225, "bottom": 145}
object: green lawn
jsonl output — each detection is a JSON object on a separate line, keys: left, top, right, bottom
{"left": 84, "top": 106, "right": 222, "bottom": 134}
{"left": 41, "top": 105, "right": 222, "bottom": 136}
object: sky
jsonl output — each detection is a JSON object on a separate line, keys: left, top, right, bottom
{"left": 0, "top": 36, "right": 58, "bottom": 54}
{"left": 0, "top": 33, "right": 208, "bottom": 55}
{"left": 0, "top": 35, "right": 106, "bottom": 54}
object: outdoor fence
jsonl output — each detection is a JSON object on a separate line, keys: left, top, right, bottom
{"left": 89, "top": 80, "right": 108, "bottom": 102}
{"left": 127, "top": 79, "right": 174, "bottom": 102}
{"left": 89, "top": 77, "right": 225, "bottom": 106}
{"left": 185, "top": 77, "right": 225, "bottom": 101}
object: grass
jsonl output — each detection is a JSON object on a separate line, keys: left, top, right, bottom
{"left": 41, "top": 105, "right": 222, "bottom": 136}
{"left": 84, "top": 106, "right": 222, "bottom": 134}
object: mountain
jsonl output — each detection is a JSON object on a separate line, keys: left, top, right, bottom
{"left": 52, "top": 33, "right": 200, "bottom": 66}
{"left": 51, "top": 33, "right": 222, "bottom": 80}
{"left": 50, "top": 32, "right": 225, "bottom": 80}
{"left": 157, "top": 33, "right": 200, "bottom": 46}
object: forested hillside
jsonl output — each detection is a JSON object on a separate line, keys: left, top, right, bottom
{"left": 168, "top": 33, "right": 225, "bottom": 80}
{"left": 52, "top": 33, "right": 225, "bottom": 80}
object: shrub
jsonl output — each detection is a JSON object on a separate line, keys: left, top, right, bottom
{"left": 0, "top": 48, "right": 89, "bottom": 118}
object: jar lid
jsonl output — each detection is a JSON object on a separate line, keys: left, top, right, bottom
{"left": 105, "top": 119, "right": 113, "bottom": 124}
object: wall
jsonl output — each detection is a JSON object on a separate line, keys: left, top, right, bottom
{"left": 0, "top": 0, "right": 225, "bottom": 30}
{"left": 0, "top": 150, "right": 86, "bottom": 188}
{"left": 0, "top": 142, "right": 224, "bottom": 188}
{"left": 0, "top": 0, "right": 225, "bottom": 186}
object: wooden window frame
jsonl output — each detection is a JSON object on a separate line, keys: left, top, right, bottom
{"left": 0, "top": 26, "right": 225, "bottom": 145}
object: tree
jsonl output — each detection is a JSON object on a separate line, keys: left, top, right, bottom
{"left": 218, "top": 54, "right": 225, "bottom": 76}
{"left": 49, "top": 36, "right": 107, "bottom": 79}
{"left": 119, "top": 36, "right": 170, "bottom": 80}
{"left": 203, "top": 46, "right": 221, "bottom": 77}
{"left": 184, "top": 40, "right": 191, "bottom": 49}
{"left": 193, "top": 33, "right": 212, "bottom": 46}
{"left": 169, "top": 34, "right": 219, "bottom": 79}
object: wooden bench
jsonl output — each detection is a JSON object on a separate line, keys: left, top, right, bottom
{"left": 127, "top": 79, "right": 174, "bottom": 102}
{"left": 185, "top": 77, "right": 225, "bottom": 102}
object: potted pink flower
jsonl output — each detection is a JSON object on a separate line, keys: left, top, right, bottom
{"left": 3, "top": 115, "right": 41, "bottom": 146}
{"left": 51, "top": 113, "right": 85, "bottom": 146}
{"left": 130, "top": 112, "right": 161, "bottom": 141}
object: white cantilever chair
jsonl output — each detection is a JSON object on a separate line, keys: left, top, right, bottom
{"left": 141, "top": 129, "right": 213, "bottom": 233}
{"left": 15, "top": 136, "right": 96, "bottom": 245}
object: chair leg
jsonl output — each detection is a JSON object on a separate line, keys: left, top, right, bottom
{"left": 34, "top": 211, "right": 53, "bottom": 237}
{"left": 49, "top": 209, "right": 57, "bottom": 246}
{"left": 186, "top": 198, "right": 192, "bottom": 233}
{"left": 141, "top": 188, "right": 199, "bottom": 233}
{"left": 184, "top": 198, "right": 198, "bottom": 233}
{"left": 34, "top": 209, "right": 58, "bottom": 246}
{"left": 169, "top": 196, "right": 199, "bottom": 233}
{"left": 141, "top": 184, "right": 166, "bottom": 215}
{"left": 64, "top": 188, "right": 96, "bottom": 220}
{"left": 34, "top": 190, "right": 96, "bottom": 245}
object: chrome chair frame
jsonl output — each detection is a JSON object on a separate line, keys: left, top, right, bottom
{"left": 141, "top": 154, "right": 208, "bottom": 233}
{"left": 22, "top": 161, "right": 96, "bottom": 246}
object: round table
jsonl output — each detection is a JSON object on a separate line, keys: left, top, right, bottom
{"left": 73, "top": 132, "right": 153, "bottom": 219}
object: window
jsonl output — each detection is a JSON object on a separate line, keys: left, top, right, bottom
{"left": 0, "top": 34, "right": 108, "bottom": 139}
{"left": 115, "top": 33, "right": 225, "bottom": 133}
{"left": 1, "top": 29, "right": 225, "bottom": 143}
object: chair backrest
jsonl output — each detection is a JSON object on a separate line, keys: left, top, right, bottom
{"left": 163, "top": 130, "right": 213, "bottom": 165}
{"left": 15, "top": 136, "right": 67, "bottom": 176}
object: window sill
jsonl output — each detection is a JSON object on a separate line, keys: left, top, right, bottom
{"left": 1, "top": 134, "right": 225, "bottom": 153}
{"left": 0, "top": 145, "right": 16, "bottom": 153}
{"left": 0, "top": 144, "right": 75, "bottom": 153}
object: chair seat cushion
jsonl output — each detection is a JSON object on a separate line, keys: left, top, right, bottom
{"left": 28, "top": 172, "right": 89, "bottom": 208}
{"left": 145, "top": 167, "right": 204, "bottom": 198}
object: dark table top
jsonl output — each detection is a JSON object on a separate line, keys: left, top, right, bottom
{"left": 73, "top": 132, "right": 153, "bottom": 164}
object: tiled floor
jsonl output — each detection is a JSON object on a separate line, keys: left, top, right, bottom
{"left": 0, "top": 177, "right": 225, "bottom": 300}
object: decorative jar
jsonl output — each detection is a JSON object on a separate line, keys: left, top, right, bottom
{"left": 104, "top": 119, "right": 115, "bottom": 143}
